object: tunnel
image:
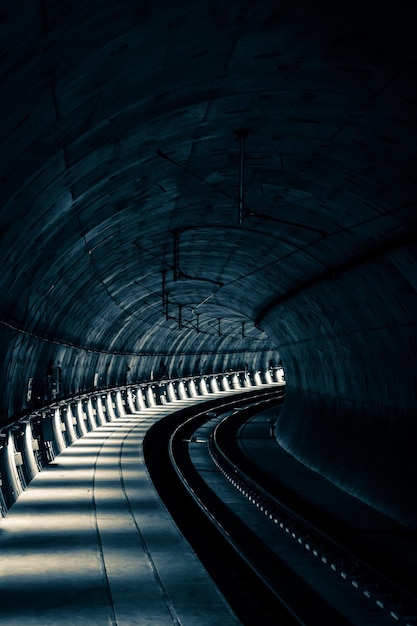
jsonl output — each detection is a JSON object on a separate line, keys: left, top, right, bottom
{"left": 0, "top": 0, "right": 416, "bottom": 581}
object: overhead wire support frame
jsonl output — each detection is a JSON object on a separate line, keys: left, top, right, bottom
{"left": 235, "top": 129, "right": 250, "bottom": 225}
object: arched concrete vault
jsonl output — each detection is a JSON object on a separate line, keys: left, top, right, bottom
{"left": 1, "top": 1, "right": 416, "bottom": 524}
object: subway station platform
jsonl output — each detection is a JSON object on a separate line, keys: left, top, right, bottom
{"left": 0, "top": 396, "right": 241, "bottom": 626}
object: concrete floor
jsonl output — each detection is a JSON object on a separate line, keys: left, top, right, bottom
{"left": 0, "top": 399, "right": 240, "bottom": 626}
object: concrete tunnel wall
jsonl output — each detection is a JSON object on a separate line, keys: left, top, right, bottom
{"left": 1, "top": 232, "right": 416, "bottom": 529}
{"left": 0, "top": 320, "right": 277, "bottom": 424}
{"left": 1, "top": 243, "right": 416, "bottom": 528}
{"left": 0, "top": 367, "right": 284, "bottom": 513}
{"left": 262, "top": 242, "right": 417, "bottom": 528}
{"left": 0, "top": 0, "right": 416, "bottom": 540}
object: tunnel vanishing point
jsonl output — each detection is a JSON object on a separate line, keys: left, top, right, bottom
{"left": 0, "top": 1, "right": 416, "bottom": 528}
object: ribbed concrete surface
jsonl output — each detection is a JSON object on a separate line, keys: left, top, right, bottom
{"left": 0, "top": 398, "right": 240, "bottom": 626}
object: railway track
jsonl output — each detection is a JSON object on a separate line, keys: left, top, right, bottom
{"left": 144, "top": 388, "right": 417, "bottom": 626}
{"left": 144, "top": 389, "right": 297, "bottom": 625}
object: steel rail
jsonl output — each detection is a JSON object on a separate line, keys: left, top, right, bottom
{"left": 167, "top": 389, "right": 310, "bottom": 625}
{"left": 145, "top": 386, "right": 297, "bottom": 625}
{"left": 209, "top": 409, "right": 417, "bottom": 626}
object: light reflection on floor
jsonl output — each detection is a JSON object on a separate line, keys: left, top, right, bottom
{"left": 0, "top": 393, "right": 250, "bottom": 625}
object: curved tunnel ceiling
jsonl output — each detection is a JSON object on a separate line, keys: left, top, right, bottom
{"left": 1, "top": 0, "right": 417, "bottom": 524}
{"left": 1, "top": 0, "right": 414, "bottom": 357}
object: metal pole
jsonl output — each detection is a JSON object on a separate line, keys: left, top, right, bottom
{"left": 236, "top": 129, "right": 249, "bottom": 225}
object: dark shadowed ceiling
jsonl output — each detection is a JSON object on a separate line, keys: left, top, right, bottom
{"left": 1, "top": 0, "right": 417, "bottom": 522}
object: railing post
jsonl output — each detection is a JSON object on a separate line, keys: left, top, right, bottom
{"left": 63, "top": 405, "right": 78, "bottom": 444}
{"left": 115, "top": 390, "right": 126, "bottom": 417}
{"left": 209, "top": 376, "right": 219, "bottom": 393}
{"left": 232, "top": 373, "right": 241, "bottom": 389}
{"left": 126, "top": 388, "right": 137, "bottom": 414}
{"left": 221, "top": 375, "right": 230, "bottom": 391}
{"left": 167, "top": 382, "right": 177, "bottom": 402}
{"left": 4, "top": 430, "right": 24, "bottom": 501}
{"left": 276, "top": 367, "right": 286, "bottom": 384}
{"left": 146, "top": 385, "right": 156, "bottom": 407}
{"left": 52, "top": 407, "right": 66, "bottom": 454}
{"left": 22, "top": 421, "right": 39, "bottom": 481}
{"left": 86, "top": 398, "right": 97, "bottom": 430}
{"left": 199, "top": 378, "right": 209, "bottom": 395}
{"left": 106, "top": 392, "right": 117, "bottom": 421}
{"left": 136, "top": 387, "right": 146, "bottom": 410}
{"left": 76, "top": 399, "right": 88, "bottom": 436}
{"left": 95, "top": 396, "right": 107, "bottom": 425}
{"left": 178, "top": 380, "right": 188, "bottom": 399}
{"left": 188, "top": 379, "right": 198, "bottom": 397}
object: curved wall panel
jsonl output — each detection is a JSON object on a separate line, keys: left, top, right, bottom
{"left": 263, "top": 245, "right": 417, "bottom": 526}
{"left": 0, "top": 319, "right": 278, "bottom": 424}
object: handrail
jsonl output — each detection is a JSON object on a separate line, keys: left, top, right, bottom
{"left": 0, "top": 367, "right": 284, "bottom": 435}
{"left": 0, "top": 368, "right": 284, "bottom": 516}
